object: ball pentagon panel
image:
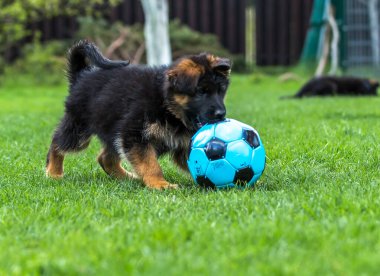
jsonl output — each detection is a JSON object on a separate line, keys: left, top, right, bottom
{"left": 206, "top": 159, "right": 236, "bottom": 188}
{"left": 225, "top": 140, "right": 253, "bottom": 169}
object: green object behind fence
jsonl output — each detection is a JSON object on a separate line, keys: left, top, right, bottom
{"left": 300, "top": 0, "right": 329, "bottom": 63}
{"left": 301, "top": 0, "right": 344, "bottom": 66}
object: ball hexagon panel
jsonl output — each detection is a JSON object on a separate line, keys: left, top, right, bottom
{"left": 187, "top": 148, "right": 210, "bottom": 180}
{"left": 204, "top": 138, "right": 227, "bottom": 161}
{"left": 230, "top": 118, "right": 253, "bottom": 131}
{"left": 196, "top": 176, "right": 216, "bottom": 189}
{"left": 191, "top": 124, "right": 215, "bottom": 148}
{"left": 206, "top": 159, "right": 236, "bottom": 187}
{"left": 225, "top": 140, "right": 253, "bottom": 169}
{"left": 214, "top": 120, "right": 243, "bottom": 142}
{"left": 233, "top": 167, "right": 254, "bottom": 186}
{"left": 251, "top": 146, "right": 266, "bottom": 174}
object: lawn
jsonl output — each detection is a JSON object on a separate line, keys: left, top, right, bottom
{"left": 0, "top": 73, "right": 379, "bottom": 275}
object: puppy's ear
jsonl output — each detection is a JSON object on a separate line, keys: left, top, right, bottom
{"left": 207, "top": 55, "right": 231, "bottom": 77}
{"left": 167, "top": 59, "right": 204, "bottom": 93}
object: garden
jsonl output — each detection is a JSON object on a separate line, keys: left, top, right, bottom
{"left": 1, "top": 0, "right": 380, "bottom": 275}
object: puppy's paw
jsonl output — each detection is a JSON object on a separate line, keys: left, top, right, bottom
{"left": 165, "top": 183, "right": 179, "bottom": 189}
{"left": 45, "top": 169, "right": 63, "bottom": 179}
{"left": 147, "top": 180, "right": 178, "bottom": 190}
{"left": 126, "top": 171, "right": 140, "bottom": 180}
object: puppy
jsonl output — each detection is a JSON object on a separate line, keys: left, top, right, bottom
{"left": 46, "top": 41, "right": 231, "bottom": 189}
{"left": 282, "top": 76, "right": 379, "bottom": 98}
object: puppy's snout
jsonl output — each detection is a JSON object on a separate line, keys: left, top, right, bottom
{"left": 213, "top": 109, "right": 226, "bottom": 121}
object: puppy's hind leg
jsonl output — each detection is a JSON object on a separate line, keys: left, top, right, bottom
{"left": 127, "top": 144, "right": 178, "bottom": 189}
{"left": 46, "top": 144, "right": 65, "bottom": 179}
{"left": 97, "top": 147, "right": 138, "bottom": 180}
{"left": 46, "top": 114, "right": 91, "bottom": 178}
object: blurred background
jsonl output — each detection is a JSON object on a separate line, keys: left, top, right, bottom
{"left": 1, "top": 0, "right": 380, "bottom": 83}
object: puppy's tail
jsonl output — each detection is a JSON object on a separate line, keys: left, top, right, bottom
{"left": 67, "top": 40, "right": 130, "bottom": 85}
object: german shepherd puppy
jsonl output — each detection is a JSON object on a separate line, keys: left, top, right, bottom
{"left": 46, "top": 41, "right": 231, "bottom": 189}
{"left": 282, "top": 76, "right": 379, "bottom": 98}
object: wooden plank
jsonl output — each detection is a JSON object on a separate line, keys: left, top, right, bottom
{"left": 43, "top": 19, "right": 51, "bottom": 41}
{"left": 200, "top": 0, "right": 211, "bottom": 33}
{"left": 121, "top": 0, "right": 131, "bottom": 24}
{"left": 278, "top": 0, "right": 290, "bottom": 65}
{"left": 236, "top": 0, "right": 246, "bottom": 54}
{"left": 168, "top": 0, "right": 175, "bottom": 19}
{"left": 187, "top": 0, "right": 198, "bottom": 29}
{"left": 136, "top": 0, "right": 145, "bottom": 23}
{"left": 289, "top": 0, "right": 302, "bottom": 63}
{"left": 264, "top": 0, "right": 276, "bottom": 64}
{"left": 214, "top": 0, "right": 225, "bottom": 46}
{"left": 173, "top": 0, "right": 182, "bottom": 20}
{"left": 226, "top": 0, "right": 237, "bottom": 53}
{"left": 255, "top": 0, "right": 265, "bottom": 65}
{"left": 129, "top": 0, "right": 136, "bottom": 23}
{"left": 109, "top": 7, "right": 118, "bottom": 23}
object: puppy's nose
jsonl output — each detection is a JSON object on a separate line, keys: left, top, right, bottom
{"left": 213, "top": 109, "right": 226, "bottom": 120}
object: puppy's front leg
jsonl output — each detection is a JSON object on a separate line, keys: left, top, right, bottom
{"left": 128, "top": 144, "right": 178, "bottom": 189}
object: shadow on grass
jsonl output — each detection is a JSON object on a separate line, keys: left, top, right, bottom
{"left": 40, "top": 167, "right": 283, "bottom": 195}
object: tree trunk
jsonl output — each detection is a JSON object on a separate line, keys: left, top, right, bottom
{"left": 141, "top": 0, "right": 172, "bottom": 66}
{"left": 368, "top": 0, "right": 380, "bottom": 66}
{"left": 328, "top": 4, "right": 339, "bottom": 75}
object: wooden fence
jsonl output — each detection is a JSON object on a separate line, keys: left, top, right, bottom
{"left": 30, "top": 0, "right": 246, "bottom": 55}
{"left": 8, "top": 0, "right": 317, "bottom": 66}
{"left": 255, "top": 0, "right": 314, "bottom": 66}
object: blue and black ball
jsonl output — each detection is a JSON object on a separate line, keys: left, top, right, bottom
{"left": 187, "top": 119, "right": 266, "bottom": 189}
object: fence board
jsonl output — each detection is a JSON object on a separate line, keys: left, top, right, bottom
{"left": 256, "top": 0, "right": 313, "bottom": 66}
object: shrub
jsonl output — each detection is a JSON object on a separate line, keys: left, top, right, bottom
{"left": 75, "top": 17, "right": 245, "bottom": 70}
{"left": 2, "top": 16, "right": 248, "bottom": 84}
{"left": 169, "top": 20, "right": 231, "bottom": 59}
{"left": 75, "top": 16, "right": 145, "bottom": 64}
{"left": 5, "top": 38, "right": 69, "bottom": 85}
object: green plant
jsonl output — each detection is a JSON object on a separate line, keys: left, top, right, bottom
{"left": 169, "top": 19, "right": 230, "bottom": 59}
{"left": 6, "top": 39, "right": 69, "bottom": 85}
{"left": 75, "top": 17, "right": 247, "bottom": 71}
{"left": 169, "top": 20, "right": 249, "bottom": 72}
{"left": 2, "top": 15, "right": 248, "bottom": 82}
{"left": 75, "top": 16, "right": 145, "bottom": 64}
{"left": 0, "top": 0, "right": 121, "bottom": 67}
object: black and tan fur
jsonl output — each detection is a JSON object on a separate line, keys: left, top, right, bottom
{"left": 46, "top": 40, "right": 231, "bottom": 189}
{"left": 282, "top": 76, "right": 379, "bottom": 99}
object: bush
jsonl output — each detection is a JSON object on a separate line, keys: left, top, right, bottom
{"left": 75, "top": 16, "right": 145, "bottom": 64}
{"left": 75, "top": 17, "right": 246, "bottom": 70}
{"left": 169, "top": 20, "right": 249, "bottom": 72}
{"left": 169, "top": 20, "right": 230, "bottom": 59}
{"left": 2, "top": 16, "right": 248, "bottom": 84}
{"left": 5, "top": 39, "right": 69, "bottom": 85}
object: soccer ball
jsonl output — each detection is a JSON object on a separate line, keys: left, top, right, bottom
{"left": 187, "top": 119, "right": 265, "bottom": 189}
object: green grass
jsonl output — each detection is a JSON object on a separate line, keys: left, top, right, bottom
{"left": 1, "top": 73, "right": 380, "bottom": 275}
